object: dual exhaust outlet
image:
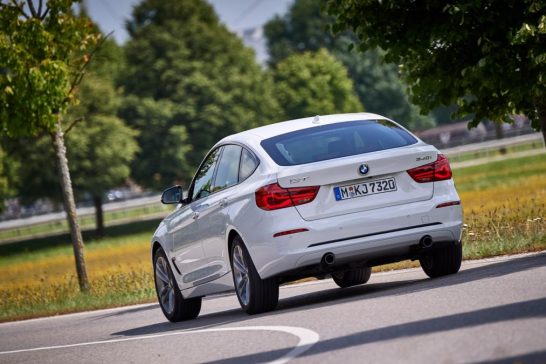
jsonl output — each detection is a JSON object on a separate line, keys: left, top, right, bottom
{"left": 320, "top": 235, "right": 433, "bottom": 267}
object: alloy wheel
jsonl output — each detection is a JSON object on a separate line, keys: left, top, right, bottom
{"left": 155, "top": 256, "right": 175, "bottom": 315}
{"left": 232, "top": 244, "right": 250, "bottom": 306}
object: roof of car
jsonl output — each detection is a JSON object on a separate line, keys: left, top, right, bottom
{"left": 219, "top": 112, "right": 387, "bottom": 145}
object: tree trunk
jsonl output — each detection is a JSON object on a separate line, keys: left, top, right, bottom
{"left": 532, "top": 97, "right": 546, "bottom": 147}
{"left": 537, "top": 103, "right": 546, "bottom": 147}
{"left": 93, "top": 194, "right": 104, "bottom": 237}
{"left": 494, "top": 121, "right": 504, "bottom": 140}
{"left": 494, "top": 121, "right": 506, "bottom": 154}
{"left": 542, "top": 117, "right": 546, "bottom": 147}
{"left": 51, "top": 121, "right": 89, "bottom": 292}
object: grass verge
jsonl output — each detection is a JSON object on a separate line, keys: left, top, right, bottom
{"left": 0, "top": 154, "right": 544, "bottom": 322}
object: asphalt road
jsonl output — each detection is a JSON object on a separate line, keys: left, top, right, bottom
{"left": 1, "top": 252, "right": 545, "bottom": 363}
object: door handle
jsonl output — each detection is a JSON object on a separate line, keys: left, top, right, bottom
{"left": 219, "top": 198, "right": 228, "bottom": 207}
{"left": 192, "top": 212, "right": 200, "bottom": 220}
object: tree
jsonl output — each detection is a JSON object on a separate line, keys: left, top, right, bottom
{"left": 120, "top": 96, "right": 192, "bottom": 190}
{"left": 264, "top": 0, "right": 435, "bottom": 131}
{"left": 272, "top": 49, "right": 363, "bottom": 119}
{"left": 67, "top": 38, "right": 138, "bottom": 236}
{"left": 1, "top": 136, "right": 61, "bottom": 206}
{"left": 3, "top": 42, "right": 138, "bottom": 237}
{"left": 66, "top": 79, "right": 138, "bottom": 236}
{"left": 120, "top": 0, "right": 282, "bottom": 188}
{"left": 326, "top": 0, "right": 546, "bottom": 143}
{"left": 0, "top": 0, "right": 101, "bottom": 291}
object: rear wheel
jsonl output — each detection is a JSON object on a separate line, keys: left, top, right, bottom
{"left": 153, "top": 247, "right": 202, "bottom": 322}
{"left": 231, "top": 236, "right": 279, "bottom": 314}
{"left": 332, "top": 267, "right": 372, "bottom": 288}
{"left": 419, "top": 242, "right": 462, "bottom": 278}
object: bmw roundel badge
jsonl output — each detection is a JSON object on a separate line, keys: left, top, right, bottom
{"left": 358, "top": 163, "right": 369, "bottom": 175}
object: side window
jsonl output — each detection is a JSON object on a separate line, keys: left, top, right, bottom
{"left": 191, "top": 147, "right": 222, "bottom": 201}
{"left": 212, "top": 145, "right": 242, "bottom": 192}
{"left": 239, "top": 148, "right": 258, "bottom": 181}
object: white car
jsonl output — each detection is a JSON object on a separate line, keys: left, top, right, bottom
{"left": 152, "top": 113, "right": 463, "bottom": 322}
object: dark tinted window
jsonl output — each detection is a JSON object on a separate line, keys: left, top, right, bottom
{"left": 260, "top": 120, "right": 417, "bottom": 166}
{"left": 192, "top": 147, "right": 221, "bottom": 200}
{"left": 239, "top": 148, "right": 258, "bottom": 181}
{"left": 212, "top": 145, "right": 242, "bottom": 192}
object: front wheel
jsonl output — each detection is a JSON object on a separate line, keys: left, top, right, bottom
{"left": 231, "top": 236, "right": 279, "bottom": 314}
{"left": 332, "top": 267, "right": 372, "bottom": 288}
{"left": 419, "top": 242, "right": 462, "bottom": 278}
{"left": 153, "top": 247, "right": 202, "bottom": 322}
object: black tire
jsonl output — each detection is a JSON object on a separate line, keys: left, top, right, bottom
{"left": 332, "top": 267, "right": 372, "bottom": 288}
{"left": 419, "top": 242, "right": 462, "bottom": 278}
{"left": 153, "top": 247, "right": 202, "bottom": 322}
{"left": 230, "top": 236, "right": 279, "bottom": 314}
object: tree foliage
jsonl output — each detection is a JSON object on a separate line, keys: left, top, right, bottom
{"left": 4, "top": 40, "right": 138, "bottom": 235}
{"left": 326, "top": 0, "right": 546, "bottom": 139}
{"left": 272, "top": 49, "right": 363, "bottom": 119}
{"left": 1, "top": 136, "right": 61, "bottom": 204}
{"left": 67, "top": 38, "right": 138, "bottom": 201}
{"left": 120, "top": 96, "right": 191, "bottom": 189}
{"left": 264, "top": 0, "right": 435, "bottom": 130}
{"left": 68, "top": 85, "right": 138, "bottom": 189}
{"left": 0, "top": 0, "right": 100, "bottom": 137}
{"left": 121, "top": 0, "right": 282, "bottom": 188}
{"left": 68, "top": 78, "right": 138, "bottom": 235}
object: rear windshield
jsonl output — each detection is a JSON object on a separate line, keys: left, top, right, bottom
{"left": 261, "top": 120, "right": 417, "bottom": 166}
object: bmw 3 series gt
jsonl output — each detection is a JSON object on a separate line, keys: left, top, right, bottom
{"left": 152, "top": 113, "right": 463, "bottom": 322}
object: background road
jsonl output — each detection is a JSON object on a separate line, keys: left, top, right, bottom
{"left": 1, "top": 252, "right": 545, "bottom": 363}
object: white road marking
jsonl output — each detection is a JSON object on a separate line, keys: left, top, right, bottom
{"left": 0, "top": 325, "right": 319, "bottom": 364}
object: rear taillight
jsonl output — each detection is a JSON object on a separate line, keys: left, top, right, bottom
{"left": 407, "top": 154, "right": 452, "bottom": 183}
{"left": 255, "top": 183, "right": 319, "bottom": 211}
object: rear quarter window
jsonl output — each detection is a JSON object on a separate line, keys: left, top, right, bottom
{"left": 260, "top": 120, "right": 417, "bottom": 166}
{"left": 239, "top": 148, "right": 258, "bottom": 181}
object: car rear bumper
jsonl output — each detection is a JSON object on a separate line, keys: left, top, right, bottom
{"left": 243, "top": 195, "right": 462, "bottom": 279}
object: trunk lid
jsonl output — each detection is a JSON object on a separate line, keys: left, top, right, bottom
{"left": 277, "top": 145, "right": 437, "bottom": 221}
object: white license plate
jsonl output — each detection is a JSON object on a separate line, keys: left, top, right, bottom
{"left": 334, "top": 177, "right": 397, "bottom": 201}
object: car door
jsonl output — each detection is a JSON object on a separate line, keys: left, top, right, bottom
{"left": 169, "top": 147, "right": 221, "bottom": 290}
{"left": 195, "top": 144, "right": 243, "bottom": 279}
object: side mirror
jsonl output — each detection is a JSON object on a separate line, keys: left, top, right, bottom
{"left": 161, "top": 185, "right": 183, "bottom": 204}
